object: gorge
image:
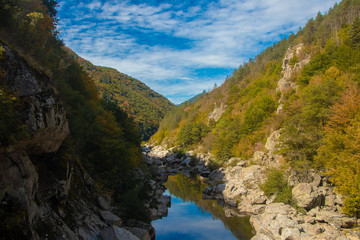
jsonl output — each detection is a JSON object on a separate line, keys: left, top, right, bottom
{"left": 1, "top": 0, "right": 360, "bottom": 240}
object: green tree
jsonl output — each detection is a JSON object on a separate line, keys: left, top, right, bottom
{"left": 350, "top": 17, "right": 360, "bottom": 48}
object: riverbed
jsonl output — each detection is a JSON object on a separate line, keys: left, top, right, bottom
{"left": 152, "top": 174, "right": 254, "bottom": 240}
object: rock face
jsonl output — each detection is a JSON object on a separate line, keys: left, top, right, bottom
{"left": 0, "top": 44, "right": 69, "bottom": 153}
{"left": 276, "top": 43, "right": 310, "bottom": 96}
{"left": 0, "top": 44, "right": 154, "bottom": 240}
{"left": 208, "top": 103, "right": 226, "bottom": 122}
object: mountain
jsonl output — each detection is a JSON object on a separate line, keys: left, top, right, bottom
{"left": 150, "top": 0, "right": 360, "bottom": 217}
{"left": 0, "top": 0, "right": 155, "bottom": 238}
{"left": 66, "top": 48, "right": 174, "bottom": 141}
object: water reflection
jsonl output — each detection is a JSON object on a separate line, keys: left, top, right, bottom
{"left": 153, "top": 174, "right": 254, "bottom": 240}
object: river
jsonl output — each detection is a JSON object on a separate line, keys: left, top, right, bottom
{"left": 152, "top": 173, "right": 254, "bottom": 240}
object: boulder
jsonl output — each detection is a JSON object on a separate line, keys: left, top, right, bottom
{"left": 292, "top": 183, "right": 323, "bottom": 211}
{"left": 97, "top": 195, "right": 111, "bottom": 210}
{"left": 250, "top": 203, "right": 298, "bottom": 240}
{"left": 125, "top": 227, "right": 151, "bottom": 240}
{"left": 280, "top": 227, "right": 301, "bottom": 240}
{"left": 100, "top": 211, "right": 122, "bottom": 226}
{"left": 100, "top": 226, "right": 139, "bottom": 240}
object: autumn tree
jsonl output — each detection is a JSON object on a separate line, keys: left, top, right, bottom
{"left": 316, "top": 86, "right": 360, "bottom": 217}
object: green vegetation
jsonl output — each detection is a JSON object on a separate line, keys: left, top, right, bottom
{"left": 316, "top": 86, "right": 360, "bottom": 217}
{"left": 177, "top": 123, "right": 209, "bottom": 146}
{"left": 66, "top": 49, "right": 174, "bottom": 141}
{"left": 0, "top": 0, "right": 148, "bottom": 221}
{"left": 261, "top": 169, "right": 294, "bottom": 206}
{"left": 151, "top": 0, "right": 360, "bottom": 216}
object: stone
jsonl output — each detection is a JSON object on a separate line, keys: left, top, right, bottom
{"left": 265, "top": 130, "right": 281, "bottom": 154}
{"left": 280, "top": 227, "right": 301, "bottom": 240}
{"left": 100, "top": 211, "right": 122, "bottom": 226}
{"left": 250, "top": 203, "right": 299, "bottom": 240}
{"left": 310, "top": 174, "right": 322, "bottom": 188}
{"left": 208, "top": 103, "right": 226, "bottom": 122}
{"left": 158, "top": 195, "right": 171, "bottom": 207}
{"left": 253, "top": 151, "right": 266, "bottom": 163}
{"left": 251, "top": 234, "right": 273, "bottom": 240}
{"left": 315, "top": 211, "right": 357, "bottom": 229}
{"left": 97, "top": 195, "right": 111, "bottom": 210}
{"left": 181, "top": 158, "right": 191, "bottom": 166}
{"left": 100, "top": 226, "right": 139, "bottom": 240}
{"left": 292, "top": 183, "right": 323, "bottom": 211}
{"left": 276, "top": 44, "right": 310, "bottom": 96}
{"left": 200, "top": 171, "right": 211, "bottom": 178}
{"left": 125, "top": 227, "right": 151, "bottom": 240}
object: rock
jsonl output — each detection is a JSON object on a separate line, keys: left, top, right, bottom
{"left": 208, "top": 103, "right": 226, "bottom": 122}
{"left": 315, "top": 211, "right": 357, "bottom": 229}
{"left": 0, "top": 151, "right": 39, "bottom": 222}
{"left": 97, "top": 195, "right": 111, "bottom": 210}
{"left": 237, "top": 161, "right": 247, "bottom": 167}
{"left": 250, "top": 203, "right": 298, "bottom": 240}
{"left": 185, "top": 151, "right": 195, "bottom": 157}
{"left": 276, "top": 104, "right": 284, "bottom": 114}
{"left": 251, "top": 234, "right": 273, "bottom": 240}
{"left": 276, "top": 44, "right": 310, "bottom": 96}
{"left": 100, "top": 211, "right": 122, "bottom": 226}
{"left": 200, "top": 171, "right": 211, "bottom": 178}
{"left": 253, "top": 151, "right": 266, "bottom": 163}
{"left": 1, "top": 45, "right": 69, "bottom": 154}
{"left": 181, "top": 158, "right": 191, "bottom": 167}
{"left": 292, "top": 183, "right": 323, "bottom": 211}
{"left": 265, "top": 130, "right": 281, "bottom": 154}
{"left": 310, "top": 173, "right": 322, "bottom": 188}
{"left": 208, "top": 170, "right": 224, "bottom": 183}
{"left": 158, "top": 195, "right": 171, "bottom": 207}
{"left": 125, "top": 227, "right": 151, "bottom": 240}
{"left": 100, "top": 226, "right": 140, "bottom": 240}
{"left": 280, "top": 227, "right": 301, "bottom": 240}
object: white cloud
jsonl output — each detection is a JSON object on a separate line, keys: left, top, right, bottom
{"left": 58, "top": 0, "right": 339, "bottom": 104}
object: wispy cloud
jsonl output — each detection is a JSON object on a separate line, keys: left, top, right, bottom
{"left": 57, "top": 0, "right": 338, "bottom": 104}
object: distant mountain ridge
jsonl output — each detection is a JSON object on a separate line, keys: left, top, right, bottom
{"left": 66, "top": 47, "right": 174, "bottom": 140}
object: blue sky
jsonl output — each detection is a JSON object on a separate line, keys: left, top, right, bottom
{"left": 57, "top": 0, "right": 339, "bottom": 104}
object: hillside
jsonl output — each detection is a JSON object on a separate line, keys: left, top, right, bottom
{"left": 151, "top": 0, "right": 360, "bottom": 217}
{"left": 0, "top": 0, "right": 156, "bottom": 238}
{"left": 66, "top": 48, "right": 174, "bottom": 141}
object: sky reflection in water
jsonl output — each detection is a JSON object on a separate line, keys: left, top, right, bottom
{"left": 153, "top": 174, "right": 254, "bottom": 239}
{"left": 153, "top": 190, "right": 239, "bottom": 240}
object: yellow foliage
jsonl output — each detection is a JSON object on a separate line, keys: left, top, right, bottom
{"left": 316, "top": 85, "right": 360, "bottom": 216}
{"left": 26, "top": 12, "right": 44, "bottom": 26}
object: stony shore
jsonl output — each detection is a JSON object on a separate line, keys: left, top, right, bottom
{"left": 144, "top": 145, "right": 360, "bottom": 240}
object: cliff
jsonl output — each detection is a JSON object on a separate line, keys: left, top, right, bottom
{"left": 0, "top": 43, "right": 153, "bottom": 240}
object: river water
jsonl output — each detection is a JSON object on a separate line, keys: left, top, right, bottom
{"left": 152, "top": 174, "right": 254, "bottom": 240}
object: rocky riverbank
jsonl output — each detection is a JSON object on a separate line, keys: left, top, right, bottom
{"left": 144, "top": 145, "right": 360, "bottom": 240}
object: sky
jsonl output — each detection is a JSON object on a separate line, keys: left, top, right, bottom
{"left": 56, "top": 0, "right": 339, "bottom": 104}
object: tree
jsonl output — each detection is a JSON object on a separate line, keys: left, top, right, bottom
{"left": 42, "top": 0, "right": 58, "bottom": 18}
{"left": 350, "top": 17, "right": 360, "bottom": 48}
{"left": 316, "top": 86, "right": 360, "bottom": 217}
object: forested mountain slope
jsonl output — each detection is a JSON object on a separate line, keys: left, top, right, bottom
{"left": 151, "top": 0, "right": 360, "bottom": 217}
{"left": 0, "top": 0, "right": 154, "bottom": 238}
{"left": 66, "top": 48, "right": 174, "bottom": 141}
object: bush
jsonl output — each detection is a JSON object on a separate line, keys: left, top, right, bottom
{"left": 177, "top": 123, "right": 209, "bottom": 146}
{"left": 261, "top": 169, "right": 294, "bottom": 205}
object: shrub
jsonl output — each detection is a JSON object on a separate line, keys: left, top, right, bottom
{"left": 261, "top": 169, "right": 294, "bottom": 205}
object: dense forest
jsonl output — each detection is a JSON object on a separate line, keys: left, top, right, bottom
{"left": 66, "top": 48, "right": 174, "bottom": 141}
{"left": 0, "top": 0, "right": 151, "bottom": 221}
{"left": 151, "top": 0, "right": 360, "bottom": 217}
